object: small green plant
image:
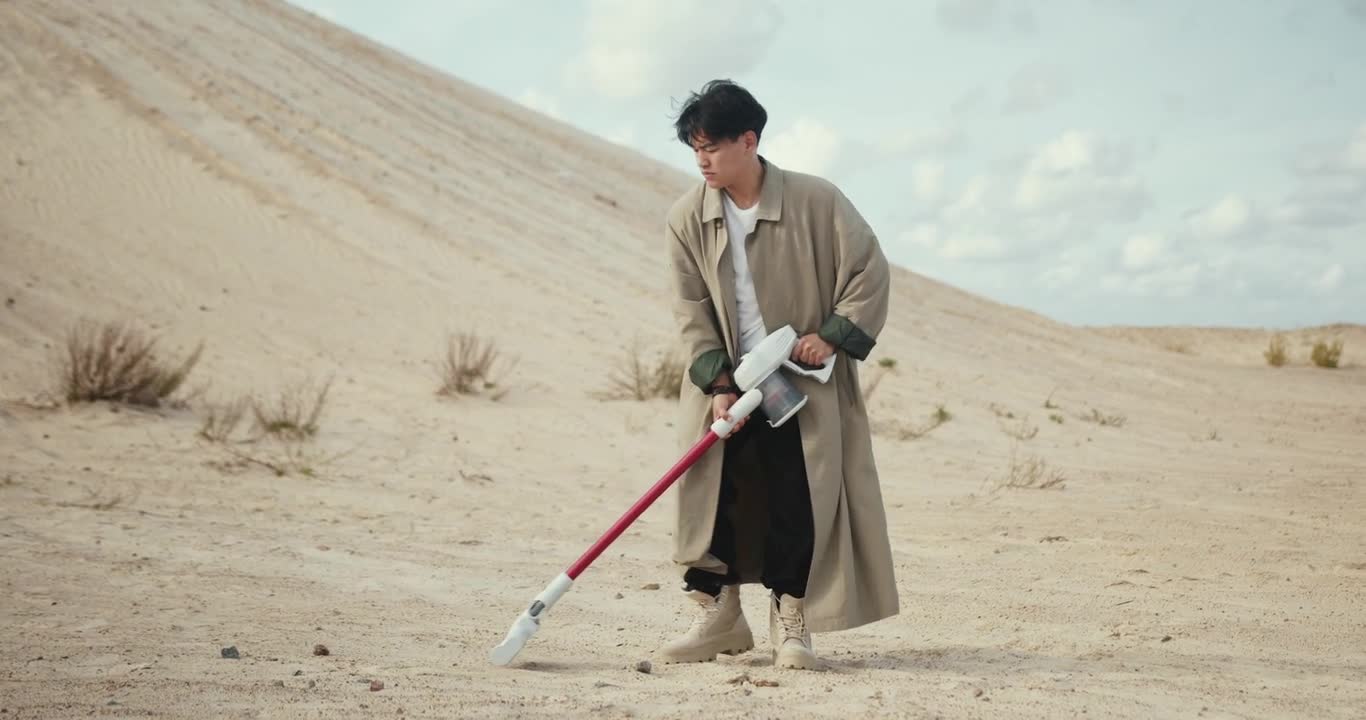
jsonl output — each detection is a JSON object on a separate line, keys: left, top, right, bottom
{"left": 933, "top": 403, "right": 952, "bottom": 424}
{"left": 1264, "top": 334, "right": 1288, "bottom": 367}
{"left": 56, "top": 319, "right": 203, "bottom": 407}
{"left": 1311, "top": 339, "right": 1343, "bottom": 369}
{"left": 1049, "top": 413, "right": 1064, "bottom": 424}
{"left": 877, "top": 357, "right": 897, "bottom": 369}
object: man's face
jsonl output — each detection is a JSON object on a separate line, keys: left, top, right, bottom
{"left": 690, "top": 131, "right": 755, "bottom": 189}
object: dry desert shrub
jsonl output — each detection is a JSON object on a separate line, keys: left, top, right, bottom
{"left": 1310, "top": 339, "right": 1343, "bottom": 369}
{"left": 885, "top": 403, "right": 952, "bottom": 440}
{"left": 599, "top": 339, "right": 685, "bottom": 401}
{"left": 1081, "top": 407, "right": 1126, "bottom": 428}
{"left": 438, "top": 331, "right": 514, "bottom": 398}
{"left": 250, "top": 376, "right": 332, "bottom": 441}
{"left": 198, "top": 395, "right": 249, "bottom": 443}
{"left": 991, "top": 443, "right": 1066, "bottom": 492}
{"left": 198, "top": 378, "right": 348, "bottom": 477}
{"left": 56, "top": 319, "right": 203, "bottom": 407}
{"left": 999, "top": 414, "right": 1039, "bottom": 440}
{"left": 1264, "top": 334, "right": 1288, "bottom": 367}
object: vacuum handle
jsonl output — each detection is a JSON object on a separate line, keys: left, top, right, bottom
{"left": 710, "top": 388, "right": 762, "bottom": 437}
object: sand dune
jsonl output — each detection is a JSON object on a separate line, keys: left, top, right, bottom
{"left": 2, "top": 1, "right": 1364, "bottom": 718}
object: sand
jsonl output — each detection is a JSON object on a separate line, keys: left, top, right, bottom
{"left": 2, "top": 1, "right": 1364, "bottom": 718}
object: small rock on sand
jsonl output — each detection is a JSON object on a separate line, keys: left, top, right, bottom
{"left": 369, "top": 680, "right": 384, "bottom": 692}
{"left": 221, "top": 646, "right": 240, "bottom": 659}
{"left": 313, "top": 644, "right": 330, "bottom": 656}
{"left": 640, "top": 583, "right": 661, "bottom": 590}
{"left": 635, "top": 660, "right": 652, "bottom": 674}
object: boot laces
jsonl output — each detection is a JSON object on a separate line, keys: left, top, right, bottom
{"left": 689, "top": 591, "right": 726, "bottom": 631}
{"left": 779, "top": 601, "right": 807, "bottom": 641}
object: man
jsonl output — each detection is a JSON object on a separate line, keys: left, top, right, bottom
{"left": 658, "top": 79, "right": 899, "bottom": 670}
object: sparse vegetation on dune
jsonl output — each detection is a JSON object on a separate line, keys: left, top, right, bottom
{"left": 862, "top": 356, "right": 897, "bottom": 402}
{"left": 196, "top": 376, "right": 345, "bottom": 477}
{"left": 991, "top": 442, "right": 1067, "bottom": 492}
{"left": 438, "top": 331, "right": 513, "bottom": 399}
{"left": 1081, "top": 407, "right": 1126, "bottom": 428}
{"left": 1311, "top": 339, "right": 1343, "bottom": 369}
{"left": 249, "top": 376, "right": 331, "bottom": 442}
{"left": 879, "top": 402, "right": 952, "bottom": 441}
{"left": 1264, "top": 334, "right": 1288, "bottom": 367}
{"left": 597, "top": 339, "right": 685, "bottom": 401}
{"left": 56, "top": 319, "right": 203, "bottom": 408}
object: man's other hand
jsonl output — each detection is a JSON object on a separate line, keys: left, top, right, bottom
{"left": 793, "top": 333, "right": 835, "bottom": 366}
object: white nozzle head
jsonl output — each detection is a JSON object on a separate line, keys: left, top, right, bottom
{"left": 490, "top": 611, "right": 541, "bottom": 666}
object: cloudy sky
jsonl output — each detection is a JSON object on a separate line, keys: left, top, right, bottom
{"left": 292, "top": 0, "right": 1365, "bottom": 329}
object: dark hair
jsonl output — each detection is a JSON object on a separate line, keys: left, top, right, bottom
{"left": 672, "top": 79, "right": 768, "bottom": 147}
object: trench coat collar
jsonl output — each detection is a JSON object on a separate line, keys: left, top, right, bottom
{"left": 702, "top": 156, "right": 784, "bottom": 224}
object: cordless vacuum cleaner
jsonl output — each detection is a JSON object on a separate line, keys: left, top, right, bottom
{"left": 489, "top": 324, "right": 836, "bottom": 666}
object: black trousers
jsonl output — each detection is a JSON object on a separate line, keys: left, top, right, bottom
{"left": 683, "top": 412, "right": 814, "bottom": 599}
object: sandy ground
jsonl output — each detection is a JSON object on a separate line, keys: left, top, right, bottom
{"left": 3, "top": 2, "right": 1365, "bottom": 718}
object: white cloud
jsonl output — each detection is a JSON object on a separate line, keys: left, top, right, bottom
{"left": 763, "top": 117, "right": 842, "bottom": 176}
{"left": 1003, "top": 62, "right": 1070, "bottom": 114}
{"left": 1010, "top": 131, "right": 1150, "bottom": 222}
{"left": 939, "top": 233, "right": 1009, "bottom": 261}
{"left": 881, "top": 125, "right": 966, "bottom": 156}
{"left": 1316, "top": 263, "right": 1345, "bottom": 292}
{"left": 1187, "top": 193, "right": 1256, "bottom": 240}
{"left": 1122, "top": 233, "right": 1167, "bottom": 270}
{"left": 911, "top": 160, "right": 945, "bottom": 203}
{"left": 1101, "top": 261, "right": 1203, "bottom": 298}
{"left": 570, "top": 0, "right": 782, "bottom": 100}
{"left": 894, "top": 221, "right": 1009, "bottom": 264}
{"left": 899, "top": 223, "right": 940, "bottom": 250}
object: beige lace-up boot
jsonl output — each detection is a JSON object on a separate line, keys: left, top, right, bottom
{"left": 771, "top": 593, "right": 817, "bottom": 669}
{"left": 657, "top": 584, "right": 753, "bottom": 663}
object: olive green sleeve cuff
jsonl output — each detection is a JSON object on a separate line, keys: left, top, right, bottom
{"left": 688, "top": 348, "right": 731, "bottom": 391}
{"left": 818, "top": 314, "right": 876, "bottom": 361}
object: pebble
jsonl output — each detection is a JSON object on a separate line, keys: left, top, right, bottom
{"left": 221, "top": 646, "right": 240, "bottom": 659}
{"left": 635, "top": 660, "right": 652, "bottom": 674}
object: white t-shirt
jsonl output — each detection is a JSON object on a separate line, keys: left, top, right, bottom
{"left": 722, "top": 192, "right": 767, "bottom": 354}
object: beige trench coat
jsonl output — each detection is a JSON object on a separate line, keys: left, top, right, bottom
{"left": 664, "top": 157, "right": 899, "bottom": 633}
